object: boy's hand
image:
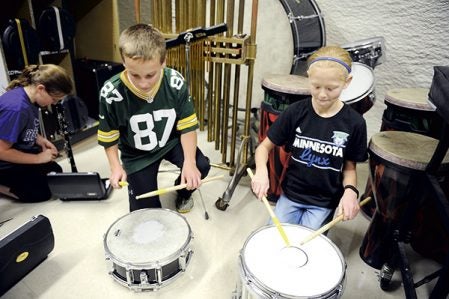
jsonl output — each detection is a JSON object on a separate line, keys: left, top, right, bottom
{"left": 110, "top": 167, "right": 127, "bottom": 189}
{"left": 181, "top": 162, "right": 201, "bottom": 190}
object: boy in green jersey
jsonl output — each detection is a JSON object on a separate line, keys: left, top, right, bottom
{"left": 98, "top": 24, "right": 210, "bottom": 212}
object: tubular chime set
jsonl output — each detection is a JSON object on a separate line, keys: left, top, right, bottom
{"left": 145, "top": 0, "right": 259, "bottom": 209}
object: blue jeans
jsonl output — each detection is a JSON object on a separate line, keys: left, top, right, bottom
{"left": 271, "top": 193, "right": 333, "bottom": 230}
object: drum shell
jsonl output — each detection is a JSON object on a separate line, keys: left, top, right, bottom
{"left": 103, "top": 209, "right": 193, "bottom": 291}
{"left": 381, "top": 100, "right": 442, "bottom": 140}
{"left": 259, "top": 76, "right": 310, "bottom": 201}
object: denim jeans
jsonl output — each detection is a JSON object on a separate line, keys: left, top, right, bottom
{"left": 271, "top": 193, "right": 333, "bottom": 230}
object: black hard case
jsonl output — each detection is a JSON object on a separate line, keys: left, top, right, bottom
{"left": 0, "top": 215, "right": 54, "bottom": 296}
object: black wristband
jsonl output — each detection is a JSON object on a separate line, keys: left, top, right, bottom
{"left": 344, "top": 185, "right": 359, "bottom": 198}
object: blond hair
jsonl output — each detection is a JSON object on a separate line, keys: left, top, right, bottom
{"left": 7, "top": 64, "right": 73, "bottom": 96}
{"left": 119, "top": 24, "right": 166, "bottom": 63}
{"left": 307, "top": 46, "right": 352, "bottom": 79}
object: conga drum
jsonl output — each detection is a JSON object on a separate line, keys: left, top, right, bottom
{"left": 359, "top": 131, "right": 449, "bottom": 269}
{"left": 260, "top": 74, "right": 311, "bottom": 201}
{"left": 382, "top": 88, "right": 442, "bottom": 138}
{"left": 360, "top": 88, "right": 443, "bottom": 218}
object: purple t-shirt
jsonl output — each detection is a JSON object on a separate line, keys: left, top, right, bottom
{"left": 0, "top": 87, "right": 40, "bottom": 169}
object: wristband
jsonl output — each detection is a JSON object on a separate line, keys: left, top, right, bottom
{"left": 344, "top": 185, "right": 359, "bottom": 198}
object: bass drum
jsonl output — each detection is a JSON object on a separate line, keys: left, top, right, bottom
{"left": 281, "top": 0, "right": 326, "bottom": 75}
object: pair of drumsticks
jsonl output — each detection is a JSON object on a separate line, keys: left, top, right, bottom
{"left": 121, "top": 170, "right": 371, "bottom": 246}
{"left": 246, "top": 168, "right": 372, "bottom": 247}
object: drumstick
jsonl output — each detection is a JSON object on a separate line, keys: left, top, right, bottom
{"left": 119, "top": 181, "right": 128, "bottom": 187}
{"left": 246, "top": 168, "right": 290, "bottom": 247}
{"left": 136, "top": 175, "right": 224, "bottom": 200}
{"left": 299, "top": 196, "right": 372, "bottom": 246}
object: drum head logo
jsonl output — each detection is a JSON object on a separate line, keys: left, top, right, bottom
{"left": 332, "top": 131, "right": 349, "bottom": 147}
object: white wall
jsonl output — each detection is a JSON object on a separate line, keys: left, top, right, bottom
{"left": 318, "top": 0, "right": 449, "bottom": 104}
{"left": 115, "top": 0, "right": 449, "bottom": 111}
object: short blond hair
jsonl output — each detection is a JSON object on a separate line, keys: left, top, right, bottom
{"left": 119, "top": 24, "right": 166, "bottom": 63}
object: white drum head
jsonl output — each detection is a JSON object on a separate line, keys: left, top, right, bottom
{"left": 385, "top": 88, "right": 434, "bottom": 111}
{"left": 241, "top": 225, "right": 345, "bottom": 297}
{"left": 104, "top": 209, "right": 191, "bottom": 267}
{"left": 340, "top": 62, "right": 375, "bottom": 104}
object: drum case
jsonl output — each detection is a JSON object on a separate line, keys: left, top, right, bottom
{"left": 74, "top": 59, "right": 125, "bottom": 120}
{"left": 37, "top": 6, "right": 75, "bottom": 51}
{"left": 0, "top": 215, "right": 54, "bottom": 296}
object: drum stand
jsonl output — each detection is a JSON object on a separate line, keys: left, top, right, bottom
{"left": 377, "top": 101, "right": 449, "bottom": 297}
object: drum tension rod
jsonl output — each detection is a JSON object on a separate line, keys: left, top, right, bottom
{"left": 287, "top": 12, "right": 323, "bottom": 22}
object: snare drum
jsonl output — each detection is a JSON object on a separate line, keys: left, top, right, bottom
{"left": 340, "top": 62, "right": 375, "bottom": 114}
{"left": 341, "top": 36, "right": 386, "bottom": 69}
{"left": 238, "top": 225, "right": 346, "bottom": 298}
{"left": 359, "top": 131, "right": 449, "bottom": 269}
{"left": 103, "top": 209, "right": 193, "bottom": 291}
{"left": 260, "top": 75, "right": 310, "bottom": 201}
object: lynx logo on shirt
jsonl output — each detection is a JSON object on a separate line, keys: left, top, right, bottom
{"left": 332, "top": 131, "right": 349, "bottom": 147}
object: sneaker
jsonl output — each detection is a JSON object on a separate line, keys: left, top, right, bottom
{"left": 176, "top": 195, "right": 194, "bottom": 213}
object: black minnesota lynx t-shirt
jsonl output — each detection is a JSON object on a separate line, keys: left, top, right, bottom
{"left": 267, "top": 99, "right": 368, "bottom": 209}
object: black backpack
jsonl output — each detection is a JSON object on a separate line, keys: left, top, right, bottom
{"left": 1, "top": 18, "right": 40, "bottom": 72}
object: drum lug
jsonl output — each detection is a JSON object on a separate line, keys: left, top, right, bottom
{"left": 179, "top": 248, "right": 193, "bottom": 271}
{"left": 287, "top": 12, "right": 323, "bottom": 23}
{"left": 336, "top": 283, "right": 345, "bottom": 297}
{"left": 139, "top": 271, "right": 149, "bottom": 286}
{"left": 369, "top": 91, "right": 376, "bottom": 103}
{"left": 104, "top": 255, "right": 114, "bottom": 274}
{"left": 126, "top": 266, "right": 134, "bottom": 286}
{"left": 156, "top": 265, "right": 163, "bottom": 284}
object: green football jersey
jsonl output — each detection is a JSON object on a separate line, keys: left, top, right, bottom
{"left": 97, "top": 67, "right": 198, "bottom": 174}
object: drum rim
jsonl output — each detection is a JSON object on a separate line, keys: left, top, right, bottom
{"left": 239, "top": 224, "right": 346, "bottom": 298}
{"left": 103, "top": 208, "right": 193, "bottom": 268}
{"left": 341, "top": 36, "right": 385, "bottom": 50}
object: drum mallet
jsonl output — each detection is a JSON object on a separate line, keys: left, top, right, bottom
{"left": 299, "top": 196, "right": 372, "bottom": 246}
{"left": 246, "top": 168, "right": 291, "bottom": 247}
{"left": 135, "top": 175, "right": 225, "bottom": 200}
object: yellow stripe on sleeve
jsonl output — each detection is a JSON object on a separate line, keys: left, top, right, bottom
{"left": 98, "top": 129, "right": 120, "bottom": 143}
{"left": 177, "top": 114, "right": 198, "bottom": 131}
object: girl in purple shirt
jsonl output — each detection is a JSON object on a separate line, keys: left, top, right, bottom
{"left": 0, "top": 64, "right": 73, "bottom": 202}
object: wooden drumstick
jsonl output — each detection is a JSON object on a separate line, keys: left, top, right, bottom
{"left": 299, "top": 196, "right": 372, "bottom": 246}
{"left": 135, "top": 175, "right": 224, "bottom": 200}
{"left": 119, "top": 181, "right": 128, "bottom": 187}
{"left": 246, "top": 168, "right": 291, "bottom": 247}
